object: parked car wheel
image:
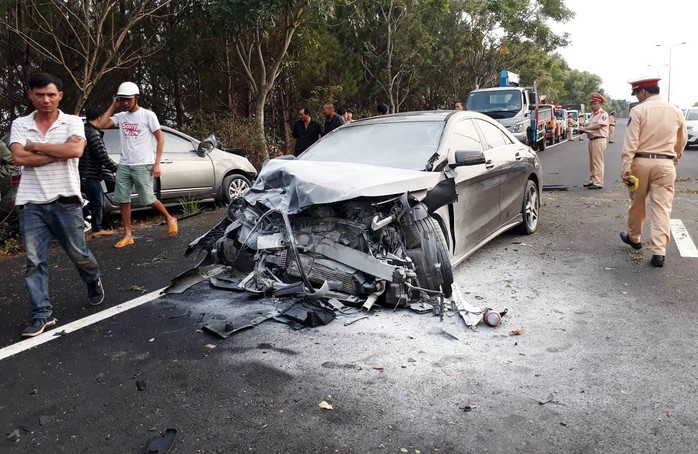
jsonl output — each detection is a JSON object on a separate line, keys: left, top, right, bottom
{"left": 222, "top": 174, "right": 252, "bottom": 204}
{"left": 516, "top": 180, "right": 539, "bottom": 234}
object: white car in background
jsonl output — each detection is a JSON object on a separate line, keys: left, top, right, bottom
{"left": 685, "top": 107, "right": 698, "bottom": 148}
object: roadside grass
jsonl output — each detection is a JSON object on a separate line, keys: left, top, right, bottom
{"left": 177, "top": 195, "right": 202, "bottom": 217}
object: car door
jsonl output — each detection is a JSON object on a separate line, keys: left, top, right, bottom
{"left": 473, "top": 118, "right": 528, "bottom": 226}
{"left": 447, "top": 119, "right": 501, "bottom": 258}
{"left": 158, "top": 130, "right": 215, "bottom": 201}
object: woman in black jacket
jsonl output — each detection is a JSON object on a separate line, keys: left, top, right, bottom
{"left": 81, "top": 108, "right": 118, "bottom": 236}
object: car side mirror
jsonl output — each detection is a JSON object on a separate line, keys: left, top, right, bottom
{"left": 197, "top": 141, "right": 214, "bottom": 157}
{"left": 451, "top": 150, "right": 486, "bottom": 167}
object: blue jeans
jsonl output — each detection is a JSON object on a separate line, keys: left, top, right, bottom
{"left": 19, "top": 200, "right": 101, "bottom": 319}
{"left": 82, "top": 178, "right": 105, "bottom": 231}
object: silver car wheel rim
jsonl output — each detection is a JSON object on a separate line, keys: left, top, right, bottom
{"left": 524, "top": 185, "right": 538, "bottom": 229}
{"left": 228, "top": 178, "right": 249, "bottom": 199}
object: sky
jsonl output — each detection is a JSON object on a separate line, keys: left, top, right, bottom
{"left": 551, "top": 0, "right": 697, "bottom": 108}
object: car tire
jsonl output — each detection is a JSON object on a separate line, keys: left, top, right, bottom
{"left": 405, "top": 216, "right": 454, "bottom": 297}
{"left": 516, "top": 179, "right": 539, "bottom": 235}
{"left": 222, "top": 174, "right": 252, "bottom": 204}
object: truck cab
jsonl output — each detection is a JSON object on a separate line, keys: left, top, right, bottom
{"left": 555, "top": 108, "right": 568, "bottom": 138}
{"left": 465, "top": 71, "right": 536, "bottom": 144}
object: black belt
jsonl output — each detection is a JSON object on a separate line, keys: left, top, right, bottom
{"left": 589, "top": 136, "right": 605, "bottom": 141}
{"left": 634, "top": 153, "right": 673, "bottom": 160}
{"left": 56, "top": 196, "right": 81, "bottom": 204}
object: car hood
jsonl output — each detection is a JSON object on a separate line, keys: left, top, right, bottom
{"left": 243, "top": 159, "right": 442, "bottom": 214}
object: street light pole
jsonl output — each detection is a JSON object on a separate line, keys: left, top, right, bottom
{"left": 656, "top": 41, "right": 687, "bottom": 103}
{"left": 647, "top": 64, "right": 668, "bottom": 77}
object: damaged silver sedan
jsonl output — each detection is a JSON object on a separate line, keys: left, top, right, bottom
{"left": 187, "top": 111, "right": 541, "bottom": 309}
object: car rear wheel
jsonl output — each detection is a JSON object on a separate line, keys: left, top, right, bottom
{"left": 222, "top": 174, "right": 251, "bottom": 204}
{"left": 516, "top": 179, "right": 539, "bottom": 234}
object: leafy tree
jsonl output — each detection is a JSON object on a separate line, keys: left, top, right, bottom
{"left": 213, "top": 0, "right": 336, "bottom": 160}
{"left": 0, "top": 0, "right": 175, "bottom": 114}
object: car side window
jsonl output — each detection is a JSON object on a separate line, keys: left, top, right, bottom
{"left": 102, "top": 129, "right": 121, "bottom": 155}
{"left": 449, "top": 119, "right": 484, "bottom": 152}
{"left": 474, "top": 119, "right": 512, "bottom": 149}
{"left": 164, "top": 132, "right": 195, "bottom": 153}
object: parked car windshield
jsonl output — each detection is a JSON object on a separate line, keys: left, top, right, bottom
{"left": 686, "top": 109, "right": 698, "bottom": 121}
{"left": 300, "top": 121, "right": 444, "bottom": 170}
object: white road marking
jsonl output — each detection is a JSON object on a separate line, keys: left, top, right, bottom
{"left": 671, "top": 219, "right": 698, "bottom": 258}
{"left": 0, "top": 287, "right": 166, "bottom": 362}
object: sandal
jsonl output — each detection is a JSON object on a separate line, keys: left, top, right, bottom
{"left": 167, "top": 218, "right": 178, "bottom": 237}
{"left": 114, "top": 237, "right": 135, "bottom": 248}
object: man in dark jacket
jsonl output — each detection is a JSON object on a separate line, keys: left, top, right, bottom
{"left": 321, "top": 102, "right": 344, "bottom": 136}
{"left": 81, "top": 107, "right": 118, "bottom": 236}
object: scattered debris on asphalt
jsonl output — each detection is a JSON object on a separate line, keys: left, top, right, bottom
{"left": 372, "top": 365, "right": 385, "bottom": 372}
{"left": 39, "top": 415, "right": 55, "bottom": 426}
{"left": 145, "top": 428, "right": 177, "bottom": 454}
{"left": 462, "top": 404, "right": 478, "bottom": 412}
{"left": 510, "top": 327, "right": 525, "bottom": 336}
{"left": 318, "top": 401, "right": 334, "bottom": 410}
{"left": 6, "top": 429, "right": 21, "bottom": 441}
{"left": 343, "top": 315, "right": 369, "bottom": 326}
{"left": 204, "top": 344, "right": 216, "bottom": 349}
{"left": 542, "top": 184, "right": 570, "bottom": 191}
{"left": 136, "top": 380, "right": 147, "bottom": 391}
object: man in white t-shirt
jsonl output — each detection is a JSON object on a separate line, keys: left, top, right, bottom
{"left": 95, "top": 82, "right": 178, "bottom": 248}
{"left": 10, "top": 72, "right": 104, "bottom": 338}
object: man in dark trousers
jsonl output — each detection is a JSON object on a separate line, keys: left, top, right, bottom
{"left": 81, "top": 107, "right": 118, "bottom": 236}
{"left": 321, "top": 102, "right": 344, "bottom": 135}
{"left": 291, "top": 106, "right": 322, "bottom": 156}
{"left": 10, "top": 72, "right": 104, "bottom": 337}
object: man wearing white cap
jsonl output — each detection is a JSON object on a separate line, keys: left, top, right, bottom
{"left": 96, "top": 82, "right": 178, "bottom": 248}
{"left": 619, "top": 77, "right": 687, "bottom": 267}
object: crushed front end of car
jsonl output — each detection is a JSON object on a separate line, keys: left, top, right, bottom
{"left": 186, "top": 160, "right": 456, "bottom": 310}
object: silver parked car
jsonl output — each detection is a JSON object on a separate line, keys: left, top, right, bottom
{"left": 187, "top": 110, "right": 542, "bottom": 307}
{"left": 0, "top": 126, "right": 257, "bottom": 220}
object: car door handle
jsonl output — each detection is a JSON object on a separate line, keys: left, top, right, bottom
{"left": 485, "top": 159, "right": 495, "bottom": 170}
{"left": 160, "top": 159, "right": 173, "bottom": 164}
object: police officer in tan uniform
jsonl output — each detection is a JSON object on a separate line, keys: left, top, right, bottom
{"left": 620, "top": 77, "right": 687, "bottom": 267}
{"left": 567, "top": 114, "right": 575, "bottom": 141}
{"left": 608, "top": 111, "right": 617, "bottom": 143}
{"left": 579, "top": 93, "right": 609, "bottom": 189}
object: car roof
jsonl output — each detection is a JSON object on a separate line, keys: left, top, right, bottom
{"left": 345, "top": 110, "right": 497, "bottom": 127}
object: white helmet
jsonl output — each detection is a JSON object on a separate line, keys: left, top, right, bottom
{"left": 116, "top": 82, "right": 139, "bottom": 98}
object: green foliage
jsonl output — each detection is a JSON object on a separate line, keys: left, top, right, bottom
{"left": 181, "top": 112, "right": 270, "bottom": 170}
{"left": 0, "top": 0, "right": 615, "bottom": 143}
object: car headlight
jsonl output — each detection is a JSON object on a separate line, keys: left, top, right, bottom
{"left": 512, "top": 122, "right": 525, "bottom": 133}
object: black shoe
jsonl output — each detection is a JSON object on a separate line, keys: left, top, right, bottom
{"left": 583, "top": 182, "right": 594, "bottom": 187}
{"left": 22, "top": 317, "right": 57, "bottom": 338}
{"left": 587, "top": 184, "right": 603, "bottom": 189}
{"left": 87, "top": 278, "right": 105, "bottom": 306}
{"left": 620, "top": 232, "right": 643, "bottom": 250}
{"left": 651, "top": 255, "right": 665, "bottom": 267}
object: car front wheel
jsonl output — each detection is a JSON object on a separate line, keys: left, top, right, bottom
{"left": 222, "top": 174, "right": 252, "bottom": 204}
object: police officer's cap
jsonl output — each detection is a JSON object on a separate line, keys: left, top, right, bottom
{"left": 628, "top": 76, "right": 661, "bottom": 95}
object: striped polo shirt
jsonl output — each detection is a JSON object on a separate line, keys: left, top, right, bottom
{"left": 10, "top": 110, "right": 85, "bottom": 205}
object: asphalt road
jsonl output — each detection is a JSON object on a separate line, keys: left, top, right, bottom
{"left": 1, "top": 128, "right": 698, "bottom": 453}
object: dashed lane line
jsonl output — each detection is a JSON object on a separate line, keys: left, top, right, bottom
{"left": 671, "top": 219, "right": 698, "bottom": 258}
{"left": 0, "top": 287, "right": 166, "bottom": 362}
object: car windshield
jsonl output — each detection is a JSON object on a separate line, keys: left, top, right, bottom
{"left": 687, "top": 109, "right": 698, "bottom": 121}
{"left": 300, "top": 121, "right": 444, "bottom": 170}
{"left": 466, "top": 90, "right": 522, "bottom": 119}
{"left": 555, "top": 110, "right": 565, "bottom": 120}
